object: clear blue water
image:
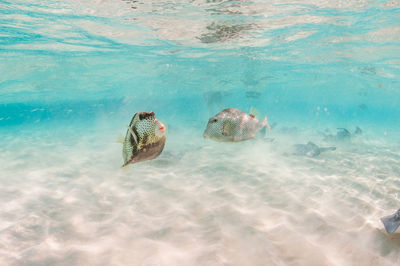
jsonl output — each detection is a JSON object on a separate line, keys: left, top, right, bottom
{"left": 1, "top": 0, "right": 400, "bottom": 265}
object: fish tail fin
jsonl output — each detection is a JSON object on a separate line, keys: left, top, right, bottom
{"left": 263, "top": 114, "right": 271, "bottom": 132}
{"left": 250, "top": 107, "right": 270, "bottom": 132}
{"left": 259, "top": 114, "right": 270, "bottom": 137}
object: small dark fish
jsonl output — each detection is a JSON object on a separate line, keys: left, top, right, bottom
{"left": 322, "top": 127, "right": 362, "bottom": 142}
{"left": 381, "top": 209, "right": 400, "bottom": 234}
{"left": 203, "top": 108, "right": 270, "bottom": 142}
{"left": 293, "top": 142, "right": 336, "bottom": 157}
{"left": 122, "top": 111, "right": 166, "bottom": 167}
{"left": 336, "top": 128, "right": 352, "bottom": 141}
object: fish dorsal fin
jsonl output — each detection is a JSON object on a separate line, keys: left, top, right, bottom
{"left": 127, "top": 126, "right": 138, "bottom": 144}
{"left": 222, "top": 122, "right": 234, "bottom": 136}
{"left": 249, "top": 107, "right": 260, "bottom": 119}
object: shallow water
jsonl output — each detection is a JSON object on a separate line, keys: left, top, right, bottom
{"left": 1, "top": 0, "right": 400, "bottom": 265}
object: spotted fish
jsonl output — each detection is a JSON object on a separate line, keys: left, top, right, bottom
{"left": 203, "top": 108, "right": 270, "bottom": 142}
{"left": 122, "top": 111, "right": 166, "bottom": 167}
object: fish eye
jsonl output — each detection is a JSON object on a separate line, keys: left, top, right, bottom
{"left": 139, "top": 114, "right": 144, "bottom": 120}
{"left": 210, "top": 118, "right": 217, "bottom": 123}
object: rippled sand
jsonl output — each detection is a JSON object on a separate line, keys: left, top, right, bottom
{"left": 0, "top": 124, "right": 399, "bottom": 266}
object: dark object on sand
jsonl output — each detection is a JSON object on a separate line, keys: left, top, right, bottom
{"left": 322, "top": 127, "right": 362, "bottom": 142}
{"left": 381, "top": 209, "right": 400, "bottom": 234}
{"left": 293, "top": 142, "right": 336, "bottom": 157}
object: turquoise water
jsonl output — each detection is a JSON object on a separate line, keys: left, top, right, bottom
{"left": 1, "top": 0, "right": 400, "bottom": 265}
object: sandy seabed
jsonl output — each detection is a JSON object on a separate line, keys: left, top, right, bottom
{"left": 0, "top": 125, "right": 399, "bottom": 266}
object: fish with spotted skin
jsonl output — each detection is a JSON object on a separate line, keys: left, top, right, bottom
{"left": 203, "top": 108, "right": 270, "bottom": 142}
{"left": 122, "top": 111, "right": 166, "bottom": 167}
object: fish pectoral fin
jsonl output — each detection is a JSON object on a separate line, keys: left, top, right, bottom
{"left": 222, "top": 122, "right": 233, "bottom": 136}
{"left": 127, "top": 126, "right": 138, "bottom": 144}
